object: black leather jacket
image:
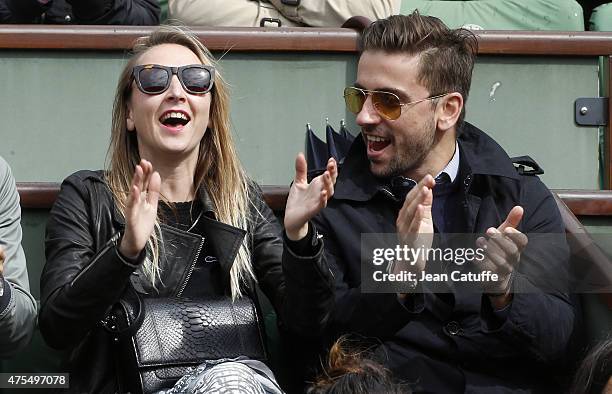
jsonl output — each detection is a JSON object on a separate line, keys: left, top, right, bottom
{"left": 39, "top": 170, "right": 333, "bottom": 393}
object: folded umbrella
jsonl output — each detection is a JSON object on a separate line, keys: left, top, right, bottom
{"left": 326, "top": 122, "right": 353, "bottom": 163}
{"left": 305, "top": 120, "right": 356, "bottom": 173}
{"left": 305, "top": 123, "right": 328, "bottom": 171}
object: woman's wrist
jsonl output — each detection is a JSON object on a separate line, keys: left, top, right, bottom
{"left": 285, "top": 223, "right": 309, "bottom": 241}
{"left": 119, "top": 234, "right": 142, "bottom": 260}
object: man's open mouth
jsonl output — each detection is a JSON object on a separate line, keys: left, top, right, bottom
{"left": 366, "top": 134, "right": 391, "bottom": 151}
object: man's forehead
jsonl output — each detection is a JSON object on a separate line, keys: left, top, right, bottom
{"left": 358, "top": 49, "right": 420, "bottom": 65}
{"left": 356, "top": 51, "right": 426, "bottom": 95}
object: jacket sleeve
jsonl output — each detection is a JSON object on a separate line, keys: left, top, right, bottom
{"left": 0, "top": 0, "right": 13, "bottom": 23}
{"left": 248, "top": 185, "right": 334, "bottom": 338}
{"left": 39, "top": 174, "right": 142, "bottom": 350}
{"left": 479, "top": 176, "right": 575, "bottom": 364}
{"left": 71, "top": 0, "right": 160, "bottom": 25}
{"left": 312, "top": 211, "right": 425, "bottom": 338}
{"left": 2, "top": 0, "right": 45, "bottom": 23}
{"left": 0, "top": 157, "right": 37, "bottom": 357}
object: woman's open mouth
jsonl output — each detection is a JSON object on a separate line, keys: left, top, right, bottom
{"left": 159, "top": 110, "right": 191, "bottom": 132}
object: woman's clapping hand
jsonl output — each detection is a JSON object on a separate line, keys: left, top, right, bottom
{"left": 119, "top": 159, "right": 161, "bottom": 259}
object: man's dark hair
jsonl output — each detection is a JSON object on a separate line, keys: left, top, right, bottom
{"left": 360, "top": 11, "right": 478, "bottom": 125}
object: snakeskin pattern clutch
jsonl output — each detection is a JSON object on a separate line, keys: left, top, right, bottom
{"left": 106, "top": 296, "right": 267, "bottom": 394}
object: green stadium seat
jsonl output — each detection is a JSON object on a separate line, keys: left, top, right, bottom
{"left": 400, "top": 0, "right": 585, "bottom": 30}
{"left": 159, "top": 0, "right": 168, "bottom": 23}
{"left": 589, "top": 2, "right": 612, "bottom": 30}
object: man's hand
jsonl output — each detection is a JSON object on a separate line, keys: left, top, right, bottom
{"left": 475, "top": 206, "right": 528, "bottom": 308}
{"left": 0, "top": 246, "right": 4, "bottom": 276}
{"left": 284, "top": 153, "right": 337, "bottom": 241}
{"left": 395, "top": 175, "right": 435, "bottom": 277}
{"left": 119, "top": 159, "right": 161, "bottom": 259}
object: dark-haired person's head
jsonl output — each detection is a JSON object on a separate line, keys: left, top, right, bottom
{"left": 360, "top": 12, "right": 477, "bottom": 126}
{"left": 307, "top": 336, "right": 409, "bottom": 394}
{"left": 345, "top": 12, "right": 477, "bottom": 180}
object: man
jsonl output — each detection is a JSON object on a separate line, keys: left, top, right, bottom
{"left": 0, "top": 156, "right": 36, "bottom": 357}
{"left": 312, "top": 12, "right": 575, "bottom": 392}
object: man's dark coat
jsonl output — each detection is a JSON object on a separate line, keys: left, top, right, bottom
{"left": 313, "top": 122, "right": 575, "bottom": 393}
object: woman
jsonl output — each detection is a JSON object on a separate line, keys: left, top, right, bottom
{"left": 39, "top": 26, "right": 337, "bottom": 393}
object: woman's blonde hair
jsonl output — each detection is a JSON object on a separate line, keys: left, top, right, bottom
{"left": 106, "top": 26, "right": 254, "bottom": 299}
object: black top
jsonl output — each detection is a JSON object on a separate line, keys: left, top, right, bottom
{"left": 159, "top": 200, "right": 224, "bottom": 297}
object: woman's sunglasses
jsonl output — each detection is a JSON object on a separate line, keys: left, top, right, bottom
{"left": 343, "top": 86, "right": 447, "bottom": 120}
{"left": 132, "top": 64, "right": 215, "bottom": 95}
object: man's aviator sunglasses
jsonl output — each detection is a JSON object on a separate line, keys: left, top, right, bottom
{"left": 343, "top": 86, "right": 448, "bottom": 120}
{"left": 132, "top": 64, "right": 215, "bottom": 95}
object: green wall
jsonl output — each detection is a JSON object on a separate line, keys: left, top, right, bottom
{"left": 469, "top": 56, "right": 599, "bottom": 189}
{"left": 0, "top": 51, "right": 601, "bottom": 189}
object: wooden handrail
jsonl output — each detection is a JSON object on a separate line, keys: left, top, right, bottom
{"left": 475, "top": 31, "right": 612, "bottom": 56}
{"left": 17, "top": 183, "right": 612, "bottom": 216}
{"left": 0, "top": 25, "right": 359, "bottom": 52}
{"left": 3, "top": 26, "right": 612, "bottom": 55}
{"left": 555, "top": 189, "right": 612, "bottom": 216}
{"left": 17, "top": 183, "right": 59, "bottom": 210}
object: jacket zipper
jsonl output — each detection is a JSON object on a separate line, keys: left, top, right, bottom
{"left": 71, "top": 232, "right": 121, "bottom": 286}
{"left": 176, "top": 236, "right": 205, "bottom": 297}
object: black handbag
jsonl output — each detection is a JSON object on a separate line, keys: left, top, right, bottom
{"left": 103, "top": 290, "right": 267, "bottom": 394}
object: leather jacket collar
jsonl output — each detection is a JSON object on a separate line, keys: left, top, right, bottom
{"left": 81, "top": 171, "right": 247, "bottom": 296}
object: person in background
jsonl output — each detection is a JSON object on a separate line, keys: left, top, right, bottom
{"left": 0, "top": 0, "right": 159, "bottom": 24}
{"left": 307, "top": 335, "right": 409, "bottom": 394}
{"left": 168, "top": 0, "right": 399, "bottom": 28}
{"left": 0, "top": 155, "right": 37, "bottom": 358}
{"left": 569, "top": 338, "right": 612, "bottom": 394}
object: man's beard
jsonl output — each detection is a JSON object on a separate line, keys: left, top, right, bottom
{"left": 371, "top": 116, "right": 437, "bottom": 179}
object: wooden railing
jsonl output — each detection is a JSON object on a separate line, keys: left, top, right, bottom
{"left": 16, "top": 183, "right": 612, "bottom": 216}
{"left": 555, "top": 189, "right": 612, "bottom": 216}
{"left": 3, "top": 26, "right": 612, "bottom": 55}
